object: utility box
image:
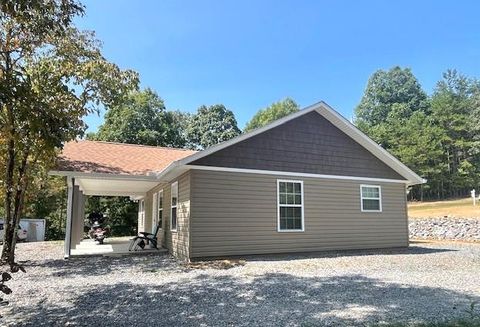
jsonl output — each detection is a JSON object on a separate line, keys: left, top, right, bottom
{"left": 19, "top": 219, "right": 46, "bottom": 242}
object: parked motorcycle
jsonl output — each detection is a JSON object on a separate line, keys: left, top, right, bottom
{"left": 88, "top": 221, "right": 110, "bottom": 244}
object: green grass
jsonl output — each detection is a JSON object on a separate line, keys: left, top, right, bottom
{"left": 408, "top": 197, "right": 480, "bottom": 219}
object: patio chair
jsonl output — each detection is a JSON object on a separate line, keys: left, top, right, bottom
{"left": 128, "top": 224, "right": 161, "bottom": 251}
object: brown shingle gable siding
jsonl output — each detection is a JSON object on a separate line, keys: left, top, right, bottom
{"left": 57, "top": 140, "right": 196, "bottom": 176}
{"left": 191, "top": 111, "right": 405, "bottom": 180}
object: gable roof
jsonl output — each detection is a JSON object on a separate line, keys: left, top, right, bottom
{"left": 161, "top": 101, "right": 424, "bottom": 185}
{"left": 52, "top": 102, "right": 424, "bottom": 185}
{"left": 54, "top": 140, "right": 196, "bottom": 177}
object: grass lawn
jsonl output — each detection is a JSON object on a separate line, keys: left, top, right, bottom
{"left": 408, "top": 197, "right": 480, "bottom": 219}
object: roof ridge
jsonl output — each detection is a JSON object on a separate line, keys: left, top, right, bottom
{"left": 76, "top": 139, "right": 197, "bottom": 152}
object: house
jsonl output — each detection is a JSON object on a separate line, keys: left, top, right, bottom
{"left": 51, "top": 101, "right": 424, "bottom": 260}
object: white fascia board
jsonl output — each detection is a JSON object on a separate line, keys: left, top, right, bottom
{"left": 154, "top": 162, "right": 190, "bottom": 182}
{"left": 74, "top": 179, "right": 86, "bottom": 193}
{"left": 316, "top": 102, "right": 424, "bottom": 185}
{"left": 187, "top": 165, "right": 411, "bottom": 184}
{"left": 49, "top": 170, "right": 160, "bottom": 182}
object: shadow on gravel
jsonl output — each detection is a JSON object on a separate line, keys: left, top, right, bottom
{"left": 15, "top": 272, "right": 479, "bottom": 327}
{"left": 22, "top": 246, "right": 456, "bottom": 278}
{"left": 230, "top": 245, "right": 457, "bottom": 263}
{"left": 23, "top": 253, "right": 183, "bottom": 277}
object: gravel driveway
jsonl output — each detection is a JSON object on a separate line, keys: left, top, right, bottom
{"left": 1, "top": 241, "right": 480, "bottom": 326}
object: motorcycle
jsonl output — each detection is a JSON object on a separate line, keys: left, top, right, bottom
{"left": 88, "top": 221, "right": 110, "bottom": 244}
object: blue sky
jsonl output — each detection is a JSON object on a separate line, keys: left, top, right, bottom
{"left": 77, "top": 0, "right": 480, "bottom": 132}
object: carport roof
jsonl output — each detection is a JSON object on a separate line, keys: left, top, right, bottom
{"left": 54, "top": 140, "right": 196, "bottom": 176}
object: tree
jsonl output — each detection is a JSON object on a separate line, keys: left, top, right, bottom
{"left": 0, "top": 0, "right": 138, "bottom": 264}
{"left": 23, "top": 175, "right": 67, "bottom": 240}
{"left": 430, "top": 70, "right": 480, "bottom": 198}
{"left": 244, "top": 98, "right": 299, "bottom": 132}
{"left": 186, "top": 104, "right": 241, "bottom": 149}
{"left": 354, "top": 67, "right": 438, "bottom": 200}
{"left": 88, "top": 90, "right": 192, "bottom": 236}
{"left": 355, "top": 67, "right": 480, "bottom": 200}
{"left": 91, "top": 89, "right": 187, "bottom": 148}
{"left": 168, "top": 110, "right": 193, "bottom": 148}
{"left": 85, "top": 196, "right": 138, "bottom": 236}
{"left": 385, "top": 110, "right": 444, "bottom": 200}
{"left": 355, "top": 66, "right": 429, "bottom": 148}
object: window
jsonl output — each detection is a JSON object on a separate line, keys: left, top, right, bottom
{"left": 360, "top": 185, "right": 382, "bottom": 212}
{"left": 277, "top": 180, "right": 304, "bottom": 232}
{"left": 170, "top": 182, "right": 178, "bottom": 231}
{"left": 157, "top": 190, "right": 163, "bottom": 230}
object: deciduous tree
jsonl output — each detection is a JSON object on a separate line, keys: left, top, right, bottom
{"left": 92, "top": 89, "right": 187, "bottom": 148}
{"left": 355, "top": 66, "right": 429, "bottom": 148}
{"left": 0, "top": 0, "right": 138, "bottom": 264}
{"left": 244, "top": 98, "right": 299, "bottom": 132}
{"left": 186, "top": 104, "right": 241, "bottom": 149}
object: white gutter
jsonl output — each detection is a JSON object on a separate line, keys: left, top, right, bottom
{"left": 49, "top": 170, "right": 160, "bottom": 181}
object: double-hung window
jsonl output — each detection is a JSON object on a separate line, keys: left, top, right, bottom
{"left": 170, "top": 182, "right": 178, "bottom": 231}
{"left": 360, "top": 185, "right": 382, "bottom": 212}
{"left": 277, "top": 180, "right": 304, "bottom": 232}
{"left": 157, "top": 190, "right": 163, "bottom": 230}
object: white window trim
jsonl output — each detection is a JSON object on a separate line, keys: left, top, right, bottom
{"left": 277, "top": 179, "right": 305, "bottom": 232}
{"left": 157, "top": 189, "right": 163, "bottom": 230}
{"left": 170, "top": 181, "right": 178, "bottom": 232}
{"left": 360, "top": 184, "right": 382, "bottom": 212}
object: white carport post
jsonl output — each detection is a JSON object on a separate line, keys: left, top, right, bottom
{"left": 64, "top": 177, "right": 75, "bottom": 259}
{"left": 71, "top": 184, "right": 85, "bottom": 250}
{"left": 65, "top": 177, "right": 86, "bottom": 259}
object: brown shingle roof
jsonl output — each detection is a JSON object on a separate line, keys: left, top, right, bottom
{"left": 56, "top": 140, "right": 197, "bottom": 176}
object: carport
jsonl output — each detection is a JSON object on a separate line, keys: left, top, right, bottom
{"left": 50, "top": 140, "right": 196, "bottom": 258}
{"left": 61, "top": 174, "right": 159, "bottom": 258}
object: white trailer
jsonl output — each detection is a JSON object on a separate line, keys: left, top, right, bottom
{"left": 19, "top": 219, "right": 46, "bottom": 242}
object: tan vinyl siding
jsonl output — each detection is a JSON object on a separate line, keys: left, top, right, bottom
{"left": 145, "top": 171, "right": 191, "bottom": 261}
{"left": 190, "top": 169, "right": 408, "bottom": 258}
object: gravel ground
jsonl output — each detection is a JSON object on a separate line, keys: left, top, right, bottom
{"left": 1, "top": 241, "right": 480, "bottom": 326}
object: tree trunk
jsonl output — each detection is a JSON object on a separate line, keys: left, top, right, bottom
{"left": 5, "top": 149, "right": 30, "bottom": 264}
{"left": 1, "top": 139, "right": 15, "bottom": 264}
{"left": 1, "top": 38, "right": 16, "bottom": 265}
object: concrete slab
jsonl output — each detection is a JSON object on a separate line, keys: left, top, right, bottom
{"left": 71, "top": 236, "right": 167, "bottom": 257}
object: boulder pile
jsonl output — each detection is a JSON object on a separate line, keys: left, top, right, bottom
{"left": 409, "top": 217, "right": 480, "bottom": 241}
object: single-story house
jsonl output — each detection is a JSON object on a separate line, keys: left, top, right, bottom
{"left": 51, "top": 101, "right": 424, "bottom": 261}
